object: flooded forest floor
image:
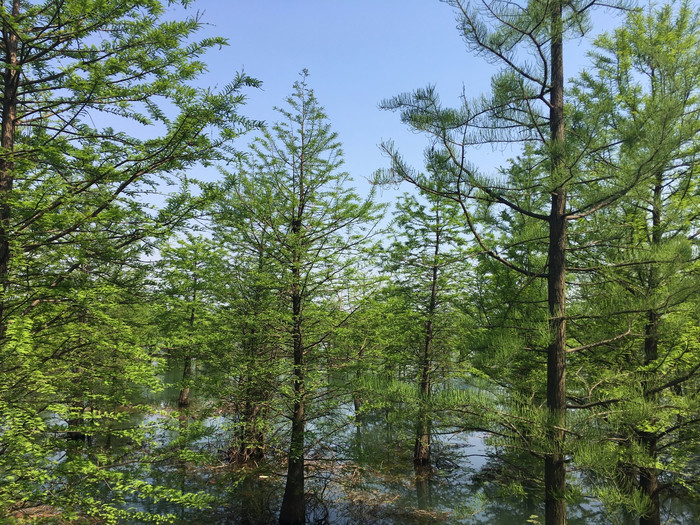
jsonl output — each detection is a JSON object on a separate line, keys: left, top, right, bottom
{"left": 42, "top": 361, "right": 692, "bottom": 525}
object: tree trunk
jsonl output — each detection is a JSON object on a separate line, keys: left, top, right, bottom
{"left": 638, "top": 434, "right": 660, "bottom": 525}
{"left": 413, "top": 308, "right": 435, "bottom": 467}
{"left": 280, "top": 268, "right": 306, "bottom": 525}
{"left": 638, "top": 308, "right": 660, "bottom": 525}
{"left": 279, "top": 401, "right": 305, "bottom": 525}
{"left": 178, "top": 302, "right": 196, "bottom": 408}
{"left": 414, "top": 213, "right": 440, "bottom": 467}
{"left": 280, "top": 133, "right": 310, "bottom": 525}
{"left": 240, "top": 398, "right": 265, "bottom": 462}
{"left": 240, "top": 336, "right": 267, "bottom": 463}
{"left": 638, "top": 177, "right": 662, "bottom": 525}
{"left": 238, "top": 250, "right": 271, "bottom": 462}
{"left": 414, "top": 412, "right": 431, "bottom": 467}
{"left": 414, "top": 463, "right": 432, "bottom": 512}
{"left": 177, "top": 355, "right": 192, "bottom": 408}
{"left": 353, "top": 345, "right": 364, "bottom": 416}
{"left": 353, "top": 391, "right": 363, "bottom": 414}
{"left": 545, "top": 3, "right": 567, "bottom": 524}
{"left": 0, "top": 0, "right": 20, "bottom": 333}
{"left": 545, "top": 190, "right": 567, "bottom": 525}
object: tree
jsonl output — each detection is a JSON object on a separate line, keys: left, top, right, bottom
{"left": 211, "top": 188, "right": 288, "bottom": 464}
{"left": 383, "top": 2, "right": 700, "bottom": 523}
{"left": 155, "top": 233, "right": 223, "bottom": 409}
{"left": 0, "top": 0, "right": 257, "bottom": 518}
{"left": 384, "top": 183, "right": 472, "bottom": 469}
{"left": 217, "top": 70, "right": 382, "bottom": 525}
{"left": 565, "top": 4, "right": 700, "bottom": 523}
{"left": 379, "top": 1, "right": 627, "bottom": 523}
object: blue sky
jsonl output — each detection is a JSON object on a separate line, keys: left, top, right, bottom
{"left": 177, "top": 1, "right": 625, "bottom": 201}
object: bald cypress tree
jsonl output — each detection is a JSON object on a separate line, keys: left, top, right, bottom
{"left": 218, "top": 71, "right": 382, "bottom": 525}
{"left": 0, "top": 0, "right": 256, "bottom": 518}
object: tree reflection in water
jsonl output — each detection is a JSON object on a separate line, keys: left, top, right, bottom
{"left": 94, "top": 363, "right": 700, "bottom": 524}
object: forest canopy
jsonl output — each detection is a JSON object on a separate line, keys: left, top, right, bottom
{"left": 0, "top": 1, "right": 698, "bottom": 525}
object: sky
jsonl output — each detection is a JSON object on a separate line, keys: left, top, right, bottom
{"left": 171, "top": 0, "right": 627, "bottom": 203}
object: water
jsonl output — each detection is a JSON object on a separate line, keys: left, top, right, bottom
{"left": 61, "top": 359, "right": 700, "bottom": 524}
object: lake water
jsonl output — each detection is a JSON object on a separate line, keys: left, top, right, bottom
{"left": 91, "top": 360, "right": 700, "bottom": 524}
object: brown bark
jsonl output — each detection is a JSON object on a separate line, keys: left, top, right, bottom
{"left": 238, "top": 249, "right": 273, "bottom": 462}
{"left": 239, "top": 399, "right": 265, "bottom": 462}
{"left": 0, "top": 0, "right": 20, "bottom": 332}
{"left": 280, "top": 195, "right": 306, "bottom": 524}
{"left": 414, "top": 323, "right": 435, "bottom": 467}
{"left": 639, "top": 434, "right": 660, "bottom": 525}
{"left": 545, "top": 2, "right": 567, "bottom": 524}
{"left": 279, "top": 401, "right": 305, "bottom": 525}
{"left": 545, "top": 190, "right": 567, "bottom": 525}
{"left": 279, "top": 288, "right": 306, "bottom": 525}
{"left": 414, "top": 463, "right": 432, "bottom": 513}
{"left": 353, "top": 389, "right": 363, "bottom": 414}
{"left": 238, "top": 327, "right": 267, "bottom": 462}
{"left": 413, "top": 415, "right": 431, "bottom": 467}
{"left": 353, "top": 345, "right": 364, "bottom": 415}
{"left": 177, "top": 356, "right": 192, "bottom": 408}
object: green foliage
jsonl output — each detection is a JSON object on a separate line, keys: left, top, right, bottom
{"left": 0, "top": 0, "right": 258, "bottom": 520}
{"left": 1, "top": 1, "right": 699, "bottom": 523}
{"left": 564, "top": 1, "right": 700, "bottom": 517}
{"left": 382, "top": 1, "right": 699, "bottom": 523}
{"left": 209, "top": 71, "right": 385, "bottom": 477}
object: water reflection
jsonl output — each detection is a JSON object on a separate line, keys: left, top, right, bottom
{"left": 57, "top": 359, "right": 700, "bottom": 524}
